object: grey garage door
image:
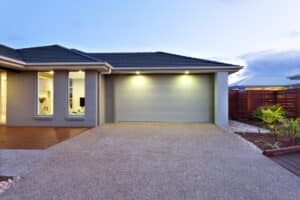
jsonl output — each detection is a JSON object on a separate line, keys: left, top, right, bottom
{"left": 113, "top": 74, "right": 213, "bottom": 122}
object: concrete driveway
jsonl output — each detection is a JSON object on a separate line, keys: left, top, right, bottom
{"left": 1, "top": 123, "right": 300, "bottom": 200}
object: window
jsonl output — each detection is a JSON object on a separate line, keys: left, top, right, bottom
{"left": 0, "top": 72, "right": 7, "bottom": 124}
{"left": 68, "top": 71, "right": 85, "bottom": 115}
{"left": 37, "top": 71, "right": 54, "bottom": 115}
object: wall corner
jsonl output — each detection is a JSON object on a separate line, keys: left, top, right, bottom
{"left": 214, "top": 72, "right": 229, "bottom": 127}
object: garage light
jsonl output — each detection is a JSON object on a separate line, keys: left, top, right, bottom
{"left": 136, "top": 71, "right": 140, "bottom": 75}
{"left": 130, "top": 75, "right": 147, "bottom": 88}
{"left": 185, "top": 70, "right": 189, "bottom": 74}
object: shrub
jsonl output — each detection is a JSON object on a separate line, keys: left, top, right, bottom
{"left": 282, "top": 118, "right": 300, "bottom": 144}
{"left": 261, "top": 106, "right": 285, "bottom": 142}
{"left": 251, "top": 105, "right": 284, "bottom": 121}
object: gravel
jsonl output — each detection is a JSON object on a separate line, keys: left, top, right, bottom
{"left": 1, "top": 123, "right": 300, "bottom": 200}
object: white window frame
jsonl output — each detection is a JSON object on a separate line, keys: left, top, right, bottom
{"left": 35, "top": 71, "right": 54, "bottom": 118}
{"left": 67, "top": 71, "right": 86, "bottom": 118}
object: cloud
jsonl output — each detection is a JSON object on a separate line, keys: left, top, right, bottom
{"left": 229, "top": 50, "right": 300, "bottom": 83}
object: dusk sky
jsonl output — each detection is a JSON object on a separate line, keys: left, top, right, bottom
{"left": 1, "top": 0, "right": 300, "bottom": 82}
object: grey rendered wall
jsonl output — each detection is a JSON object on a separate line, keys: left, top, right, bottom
{"left": 6, "top": 71, "right": 98, "bottom": 127}
{"left": 98, "top": 74, "right": 106, "bottom": 125}
{"left": 104, "top": 74, "right": 213, "bottom": 123}
{"left": 214, "top": 72, "right": 229, "bottom": 127}
{"left": 104, "top": 75, "right": 115, "bottom": 123}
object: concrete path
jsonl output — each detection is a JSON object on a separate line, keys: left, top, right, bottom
{"left": 0, "top": 150, "right": 48, "bottom": 176}
{"left": 1, "top": 123, "right": 299, "bottom": 200}
{"left": 229, "top": 120, "right": 270, "bottom": 134}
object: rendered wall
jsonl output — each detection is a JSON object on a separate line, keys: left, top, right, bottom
{"left": 214, "top": 72, "right": 229, "bottom": 126}
{"left": 104, "top": 75, "right": 115, "bottom": 123}
{"left": 98, "top": 74, "right": 106, "bottom": 125}
{"left": 6, "top": 71, "right": 98, "bottom": 127}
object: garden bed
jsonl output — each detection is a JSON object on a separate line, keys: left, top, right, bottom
{"left": 0, "top": 176, "right": 20, "bottom": 194}
{"left": 237, "top": 132, "right": 300, "bottom": 151}
{"left": 0, "top": 176, "right": 13, "bottom": 182}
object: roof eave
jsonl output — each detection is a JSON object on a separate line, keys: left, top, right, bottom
{"left": 0, "top": 54, "right": 112, "bottom": 72}
{"left": 0, "top": 56, "right": 25, "bottom": 70}
{"left": 111, "top": 66, "right": 242, "bottom": 74}
{"left": 25, "top": 62, "right": 111, "bottom": 72}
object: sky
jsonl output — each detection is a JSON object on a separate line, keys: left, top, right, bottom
{"left": 1, "top": 0, "right": 300, "bottom": 82}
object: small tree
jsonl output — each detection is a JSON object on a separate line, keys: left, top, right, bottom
{"left": 283, "top": 118, "right": 300, "bottom": 145}
{"left": 261, "top": 107, "right": 284, "bottom": 142}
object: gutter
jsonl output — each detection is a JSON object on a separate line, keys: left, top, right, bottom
{"left": 112, "top": 66, "right": 242, "bottom": 70}
{"left": 111, "top": 66, "right": 242, "bottom": 74}
{"left": 0, "top": 55, "right": 113, "bottom": 72}
{"left": 26, "top": 62, "right": 108, "bottom": 66}
{"left": 0, "top": 56, "right": 25, "bottom": 65}
{"left": 101, "top": 66, "right": 112, "bottom": 74}
{"left": 0, "top": 56, "right": 25, "bottom": 70}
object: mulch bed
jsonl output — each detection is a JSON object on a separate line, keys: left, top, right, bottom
{"left": 0, "top": 176, "right": 13, "bottom": 182}
{"left": 237, "top": 133, "right": 300, "bottom": 151}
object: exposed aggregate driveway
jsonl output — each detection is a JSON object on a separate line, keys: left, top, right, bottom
{"left": 2, "top": 123, "right": 300, "bottom": 200}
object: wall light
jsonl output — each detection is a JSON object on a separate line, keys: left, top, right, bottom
{"left": 130, "top": 75, "right": 147, "bottom": 88}
{"left": 136, "top": 71, "right": 140, "bottom": 75}
{"left": 185, "top": 70, "right": 189, "bottom": 75}
{"left": 49, "top": 71, "right": 54, "bottom": 75}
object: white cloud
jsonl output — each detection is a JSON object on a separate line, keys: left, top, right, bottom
{"left": 229, "top": 50, "right": 300, "bottom": 84}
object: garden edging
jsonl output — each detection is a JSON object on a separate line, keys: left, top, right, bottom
{"left": 263, "top": 145, "right": 300, "bottom": 157}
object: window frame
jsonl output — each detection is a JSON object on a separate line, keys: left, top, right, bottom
{"left": 67, "top": 70, "right": 86, "bottom": 118}
{"left": 35, "top": 71, "right": 54, "bottom": 118}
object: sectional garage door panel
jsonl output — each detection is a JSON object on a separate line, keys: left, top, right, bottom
{"left": 114, "top": 74, "right": 213, "bottom": 122}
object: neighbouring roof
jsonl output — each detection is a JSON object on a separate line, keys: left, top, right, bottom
{"left": 87, "top": 52, "right": 237, "bottom": 68}
{"left": 230, "top": 76, "right": 300, "bottom": 89}
{"left": 0, "top": 43, "right": 240, "bottom": 70}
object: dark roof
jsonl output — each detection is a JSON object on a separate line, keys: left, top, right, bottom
{"left": 17, "top": 45, "right": 100, "bottom": 63}
{"left": 0, "top": 44, "right": 23, "bottom": 61}
{"left": 88, "top": 52, "right": 236, "bottom": 68}
{"left": 0, "top": 44, "right": 239, "bottom": 68}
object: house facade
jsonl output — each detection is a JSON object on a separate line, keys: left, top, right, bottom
{"left": 0, "top": 44, "right": 241, "bottom": 127}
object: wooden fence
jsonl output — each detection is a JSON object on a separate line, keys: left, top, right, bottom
{"left": 229, "top": 89, "right": 300, "bottom": 120}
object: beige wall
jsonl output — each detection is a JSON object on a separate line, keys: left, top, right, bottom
{"left": 6, "top": 70, "right": 98, "bottom": 127}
